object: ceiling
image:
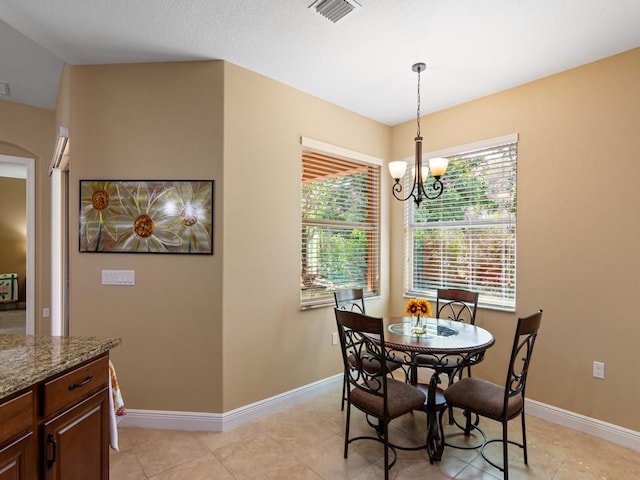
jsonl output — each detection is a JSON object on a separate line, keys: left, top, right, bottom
{"left": 0, "top": 0, "right": 638, "bottom": 126}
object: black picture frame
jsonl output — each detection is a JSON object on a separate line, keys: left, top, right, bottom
{"left": 79, "top": 180, "right": 214, "bottom": 254}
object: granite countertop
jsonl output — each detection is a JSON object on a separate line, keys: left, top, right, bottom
{"left": 0, "top": 335, "right": 121, "bottom": 400}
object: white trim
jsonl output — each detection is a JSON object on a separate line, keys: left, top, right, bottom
{"left": 117, "top": 408, "right": 223, "bottom": 432}
{"left": 25, "top": 158, "right": 35, "bottom": 335}
{"left": 410, "top": 133, "right": 519, "bottom": 161}
{"left": 526, "top": 398, "right": 640, "bottom": 452}
{"left": 50, "top": 169, "right": 64, "bottom": 336}
{"left": 301, "top": 136, "right": 383, "bottom": 166}
{"left": 118, "top": 374, "right": 343, "bottom": 432}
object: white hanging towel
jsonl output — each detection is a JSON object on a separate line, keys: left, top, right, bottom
{"left": 108, "top": 360, "right": 126, "bottom": 450}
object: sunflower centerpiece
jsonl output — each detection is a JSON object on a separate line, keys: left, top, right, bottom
{"left": 405, "top": 298, "right": 433, "bottom": 334}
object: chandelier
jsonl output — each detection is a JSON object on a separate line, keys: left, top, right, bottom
{"left": 389, "top": 62, "right": 448, "bottom": 207}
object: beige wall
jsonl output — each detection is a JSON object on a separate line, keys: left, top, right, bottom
{"left": 0, "top": 177, "right": 26, "bottom": 302}
{"left": 66, "top": 62, "right": 225, "bottom": 412}
{"left": 390, "top": 48, "right": 640, "bottom": 430}
{"left": 0, "top": 99, "right": 55, "bottom": 334}
{"left": 221, "top": 63, "right": 391, "bottom": 410}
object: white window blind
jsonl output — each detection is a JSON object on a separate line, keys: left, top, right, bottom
{"left": 404, "top": 134, "right": 518, "bottom": 311}
{"left": 301, "top": 140, "right": 380, "bottom": 308}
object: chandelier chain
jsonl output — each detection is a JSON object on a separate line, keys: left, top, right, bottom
{"left": 416, "top": 67, "right": 421, "bottom": 137}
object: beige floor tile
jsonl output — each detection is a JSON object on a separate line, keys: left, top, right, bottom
{"left": 109, "top": 449, "right": 147, "bottom": 480}
{"left": 148, "top": 455, "right": 235, "bottom": 480}
{"left": 453, "top": 463, "right": 502, "bottom": 479}
{"left": 133, "top": 430, "right": 211, "bottom": 477}
{"left": 302, "top": 435, "right": 374, "bottom": 479}
{"left": 557, "top": 440, "right": 640, "bottom": 480}
{"left": 248, "top": 457, "right": 325, "bottom": 480}
{"left": 212, "top": 432, "right": 297, "bottom": 480}
{"left": 197, "top": 422, "right": 268, "bottom": 453}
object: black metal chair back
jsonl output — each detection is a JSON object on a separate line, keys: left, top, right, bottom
{"left": 336, "top": 309, "right": 387, "bottom": 403}
{"left": 436, "top": 288, "right": 479, "bottom": 324}
{"left": 334, "top": 288, "right": 366, "bottom": 314}
{"left": 503, "top": 310, "right": 542, "bottom": 414}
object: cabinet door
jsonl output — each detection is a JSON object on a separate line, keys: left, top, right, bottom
{"left": 42, "top": 389, "right": 109, "bottom": 480}
{"left": 0, "top": 432, "right": 35, "bottom": 480}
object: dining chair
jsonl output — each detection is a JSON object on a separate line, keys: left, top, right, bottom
{"left": 436, "top": 288, "right": 479, "bottom": 324}
{"left": 335, "top": 288, "right": 366, "bottom": 411}
{"left": 334, "top": 289, "right": 402, "bottom": 410}
{"left": 333, "top": 288, "right": 366, "bottom": 313}
{"left": 414, "top": 288, "right": 480, "bottom": 384}
{"left": 443, "top": 309, "right": 543, "bottom": 480}
{"left": 334, "top": 308, "right": 426, "bottom": 480}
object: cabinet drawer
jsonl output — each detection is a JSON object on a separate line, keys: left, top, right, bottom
{"left": 0, "top": 390, "right": 33, "bottom": 445}
{"left": 42, "top": 356, "right": 109, "bottom": 418}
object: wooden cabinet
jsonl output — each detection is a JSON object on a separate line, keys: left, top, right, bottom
{"left": 42, "top": 390, "right": 109, "bottom": 480}
{"left": 0, "top": 355, "right": 110, "bottom": 480}
{"left": 41, "top": 356, "right": 109, "bottom": 480}
{"left": 0, "top": 432, "right": 35, "bottom": 480}
{"left": 0, "top": 390, "right": 36, "bottom": 479}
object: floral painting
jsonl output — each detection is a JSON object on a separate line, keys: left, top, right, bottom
{"left": 79, "top": 180, "right": 213, "bottom": 254}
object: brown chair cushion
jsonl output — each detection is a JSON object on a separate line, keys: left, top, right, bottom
{"left": 350, "top": 378, "right": 426, "bottom": 418}
{"left": 444, "top": 377, "right": 523, "bottom": 420}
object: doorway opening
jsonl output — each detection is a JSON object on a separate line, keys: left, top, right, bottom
{"left": 0, "top": 154, "right": 35, "bottom": 334}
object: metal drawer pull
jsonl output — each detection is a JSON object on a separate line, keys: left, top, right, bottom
{"left": 47, "top": 433, "right": 57, "bottom": 467}
{"left": 68, "top": 375, "right": 93, "bottom": 390}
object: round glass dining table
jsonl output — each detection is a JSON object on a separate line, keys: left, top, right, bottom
{"left": 379, "top": 317, "right": 495, "bottom": 462}
{"left": 382, "top": 316, "right": 494, "bottom": 357}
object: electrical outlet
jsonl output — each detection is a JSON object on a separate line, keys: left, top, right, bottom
{"left": 43, "top": 307, "right": 50, "bottom": 317}
{"left": 332, "top": 332, "right": 338, "bottom": 345}
{"left": 593, "top": 361, "right": 605, "bottom": 379}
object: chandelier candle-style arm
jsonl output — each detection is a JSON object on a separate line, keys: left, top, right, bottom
{"left": 389, "top": 62, "right": 449, "bottom": 207}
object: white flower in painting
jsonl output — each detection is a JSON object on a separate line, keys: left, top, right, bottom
{"left": 162, "top": 182, "right": 212, "bottom": 253}
{"left": 79, "top": 181, "right": 124, "bottom": 250}
{"left": 109, "top": 183, "right": 182, "bottom": 252}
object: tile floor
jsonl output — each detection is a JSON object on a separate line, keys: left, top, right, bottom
{"left": 110, "top": 387, "right": 640, "bottom": 479}
{"left": 0, "top": 308, "right": 25, "bottom": 335}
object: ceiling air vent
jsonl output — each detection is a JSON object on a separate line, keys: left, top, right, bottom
{"left": 309, "top": 0, "right": 361, "bottom": 23}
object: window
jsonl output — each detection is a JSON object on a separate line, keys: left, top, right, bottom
{"left": 300, "top": 138, "right": 381, "bottom": 308}
{"left": 404, "top": 134, "right": 518, "bottom": 311}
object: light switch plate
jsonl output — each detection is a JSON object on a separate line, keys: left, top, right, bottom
{"left": 101, "top": 270, "right": 135, "bottom": 286}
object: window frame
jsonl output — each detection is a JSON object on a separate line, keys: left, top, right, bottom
{"left": 300, "top": 137, "right": 382, "bottom": 309}
{"left": 403, "top": 133, "right": 518, "bottom": 311}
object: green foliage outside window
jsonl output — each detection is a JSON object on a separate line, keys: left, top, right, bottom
{"left": 301, "top": 159, "right": 379, "bottom": 306}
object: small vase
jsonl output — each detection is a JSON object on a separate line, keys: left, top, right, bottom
{"left": 412, "top": 315, "right": 426, "bottom": 335}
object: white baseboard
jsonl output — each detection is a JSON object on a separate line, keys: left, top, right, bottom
{"left": 119, "top": 374, "right": 639, "bottom": 452}
{"left": 526, "top": 398, "right": 640, "bottom": 451}
{"left": 119, "top": 374, "right": 343, "bottom": 432}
